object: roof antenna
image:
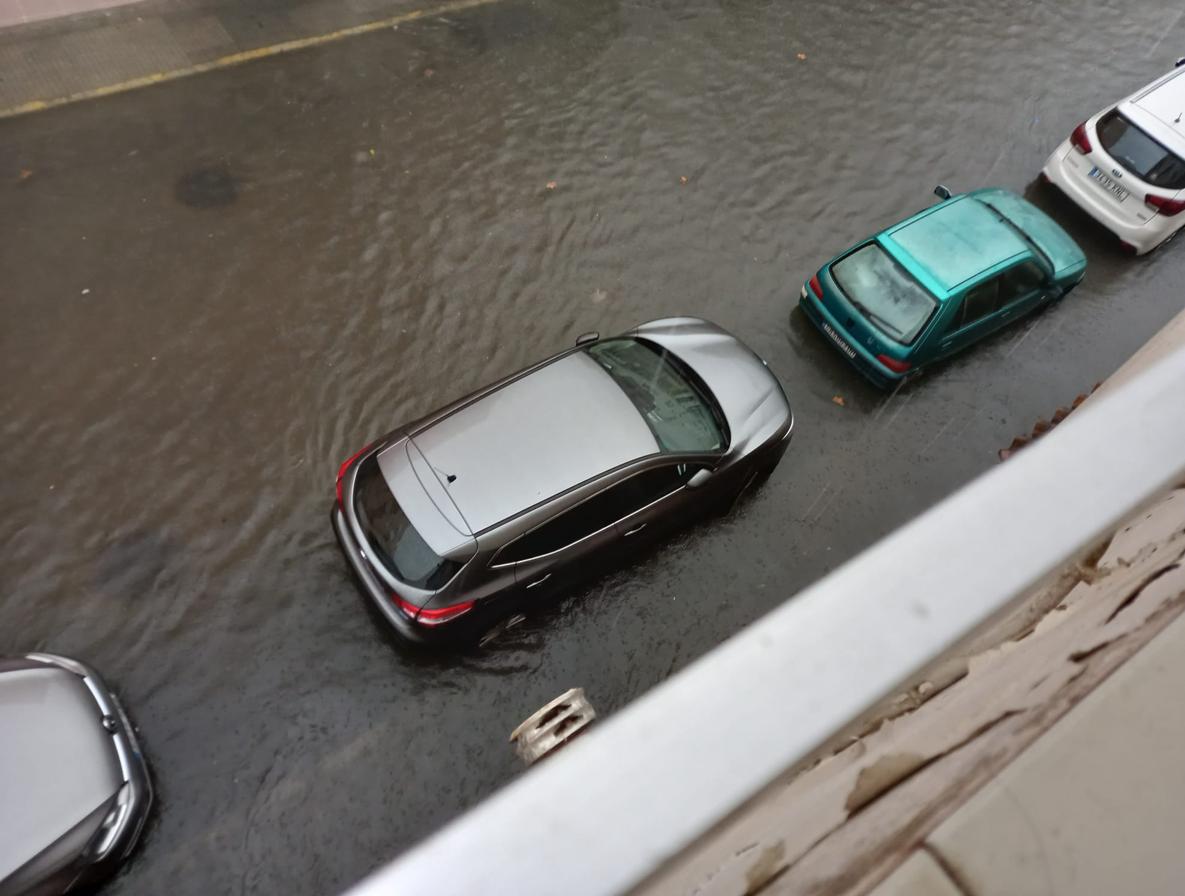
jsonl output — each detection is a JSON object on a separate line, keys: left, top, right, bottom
{"left": 427, "top": 459, "right": 458, "bottom": 485}
{"left": 1176, "top": 112, "right": 1182, "bottom": 124}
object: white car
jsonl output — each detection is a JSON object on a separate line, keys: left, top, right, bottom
{"left": 1042, "top": 58, "right": 1185, "bottom": 255}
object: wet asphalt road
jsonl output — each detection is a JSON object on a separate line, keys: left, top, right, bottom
{"left": 2, "top": 0, "right": 1184, "bottom": 893}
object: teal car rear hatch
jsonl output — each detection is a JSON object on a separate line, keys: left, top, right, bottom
{"left": 802, "top": 245, "right": 937, "bottom": 387}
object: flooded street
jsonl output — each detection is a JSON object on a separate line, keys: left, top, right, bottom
{"left": 2, "top": 0, "right": 1183, "bottom": 893}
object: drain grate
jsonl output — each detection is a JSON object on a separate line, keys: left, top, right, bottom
{"left": 510, "top": 688, "right": 596, "bottom": 766}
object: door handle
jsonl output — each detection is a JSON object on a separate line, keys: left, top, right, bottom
{"left": 525, "top": 574, "right": 551, "bottom": 589}
{"left": 623, "top": 523, "right": 647, "bottom": 537}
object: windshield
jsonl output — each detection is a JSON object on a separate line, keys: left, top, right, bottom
{"left": 830, "top": 243, "right": 938, "bottom": 344}
{"left": 586, "top": 338, "right": 726, "bottom": 453}
{"left": 1097, "top": 109, "right": 1185, "bottom": 189}
{"left": 353, "top": 459, "right": 461, "bottom": 590}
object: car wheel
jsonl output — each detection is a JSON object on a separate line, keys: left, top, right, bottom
{"left": 732, "top": 453, "right": 782, "bottom": 506}
{"left": 478, "top": 613, "right": 527, "bottom": 648}
{"left": 1043, "top": 279, "right": 1078, "bottom": 310}
{"left": 748, "top": 463, "right": 776, "bottom": 491}
{"left": 899, "top": 366, "right": 925, "bottom": 387}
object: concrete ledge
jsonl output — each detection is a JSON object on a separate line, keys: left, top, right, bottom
{"left": 631, "top": 312, "right": 1185, "bottom": 896}
{"left": 868, "top": 851, "right": 962, "bottom": 896}
{"left": 636, "top": 487, "right": 1185, "bottom": 895}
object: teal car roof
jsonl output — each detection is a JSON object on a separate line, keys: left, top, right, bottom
{"left": 882, "top": 196, "right": 1027, "bottom": 295}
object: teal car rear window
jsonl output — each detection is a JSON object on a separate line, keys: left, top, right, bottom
{"left": 831, "top": 244, "right": 938, "bottom": 345}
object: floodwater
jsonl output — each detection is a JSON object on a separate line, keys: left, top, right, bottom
{"left": 1, "top": 0, "right": 1182, "bottom": 892}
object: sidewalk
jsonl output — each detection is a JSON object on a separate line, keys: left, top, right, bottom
{"left": 0, "top": 0, "right": 492, "bottom": 115}
{"left": 0, "top": 0, "right": 145, "bottom": 30}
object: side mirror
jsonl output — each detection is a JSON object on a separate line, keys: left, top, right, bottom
{"left": 575, "top": 331, "right": 599, "bottom": 346}
{"left": 934, "top": 184, "right": 953, "bottom": 201}
{"left": 686, "top": 469, "right": 713, "bottom": 489}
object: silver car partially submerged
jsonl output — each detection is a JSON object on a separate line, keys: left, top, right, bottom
{"left": 0, "top": 654, "right": 151, "bottom": 895}
{"left": 332, "top": 318, "right": 794, "bottom": 643}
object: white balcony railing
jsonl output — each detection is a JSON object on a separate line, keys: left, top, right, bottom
{"left": 346, "top": 345, "right": 1185, "bottom": 896}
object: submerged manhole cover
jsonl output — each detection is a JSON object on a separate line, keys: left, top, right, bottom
{"left": 175, "top": 164, "right": 239, "bottom": 208}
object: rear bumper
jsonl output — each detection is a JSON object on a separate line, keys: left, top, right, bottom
{"left": 1042, "top": 142, "right": 1176, "bottom": 255}
{"left": 798, "top": 286, "right": 903, "bottom": 390}
{"left": 331, "top": 505, "right": 432, "bottom": 644}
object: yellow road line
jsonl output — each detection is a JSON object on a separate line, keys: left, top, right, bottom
{"left": 0, "top": 0, "right": 502, "bottom": 120}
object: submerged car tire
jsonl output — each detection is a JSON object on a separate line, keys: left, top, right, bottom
{"left": 751, "top": 454, "right": 783, "bottom": 489}
{"left": 730, "top": 448, "right": 785, "bottom": 509}
{"left": 1040, "top": 279, "right": 1078, "bottom": 313}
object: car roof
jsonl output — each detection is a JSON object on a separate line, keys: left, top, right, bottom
{"left": 1127, "top": 67, "right": 1185, "bottom": 150}
{"left": 411, "top": 350, "right": 658, "bottom": 533}
{"left": 882, "top": 196, "right": 1028, "bottom": 295}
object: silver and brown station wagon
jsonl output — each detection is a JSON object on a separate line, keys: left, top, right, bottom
{"left": 332, "top": 318, "right": 794, "bottom": 643}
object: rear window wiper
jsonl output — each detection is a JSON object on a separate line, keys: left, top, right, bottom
{"left": 849, "top": 298, "right": 906, "bottom": 340}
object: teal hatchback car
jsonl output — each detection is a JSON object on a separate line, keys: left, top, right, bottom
{"left": 800, "top": 186, "right": 1086, "bottom": 388}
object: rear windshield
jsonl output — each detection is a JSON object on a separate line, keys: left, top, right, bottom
{"left": 830, "top": 243, "right": 938, "bottom": 345}
{"left": 1097, "top": 109, "right": 1185, "bottom": 190}
{"left": 353, "top": 459, "right": 461, "bottom": 590}
{"left": 586, "top": 338, "right": 727, "bottom": 453}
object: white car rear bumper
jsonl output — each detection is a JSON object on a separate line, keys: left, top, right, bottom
{"left": 1042, "top": 141, "right": 1179, "bottom": 255}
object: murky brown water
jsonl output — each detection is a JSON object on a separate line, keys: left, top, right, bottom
{"left": 2, "top": 0, "right": 1183, "bottom": 892}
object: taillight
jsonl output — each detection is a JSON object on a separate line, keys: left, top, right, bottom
{"left": 392, "top": 593, "right": 419, "bottom": 619}
{"left": 392, "top": 592, "right": 474, "bottom": 626}
{"left": 809, "top": 274, "right": 823, "bottom": 300}
{"left": 1070, "top": 121, "right": 1092, "bottom": 154}
{"left": 417, "top": 601, "right": 476, "bottom": 626}
{"left": 336, "top": 443, "right": 373, "bottom": 506}
{"left": 1145, "top": 193, "right": 1185, "bottom": 216}
{"left": 877, "top": 354, "right": 911, "bottom": 374}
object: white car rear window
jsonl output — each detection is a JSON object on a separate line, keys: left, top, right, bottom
{"left": 1097, "top": 110, "right": 1185, "bottom": 190}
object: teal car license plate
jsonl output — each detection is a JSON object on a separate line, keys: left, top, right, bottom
{"left": 822, "top": 321, "right": 857, "bottom": 360}
{"left": 1088, "top": 166, "right": 1129, "bottom": 202}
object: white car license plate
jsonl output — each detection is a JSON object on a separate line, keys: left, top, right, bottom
{"left": 822, "top": 322, "right": 857, "bottom": 359}
{"left": 1088, "top": 166, "right": 1129, "bottom": 202}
